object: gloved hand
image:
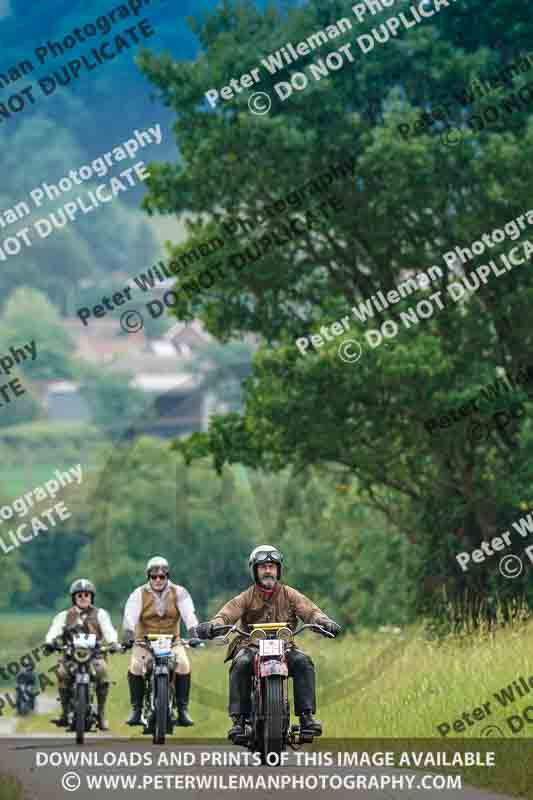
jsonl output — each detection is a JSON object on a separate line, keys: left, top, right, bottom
{"left": 109, "top": 642, "right": 122, "bottom": 654}
{"left": 195, "top": 622, "right": 215, "bottom": 640}
{"left": 43, "top": 643, "right": 56, "bottom": 655}
{"left": 316, "top": 618, "right": 341, "bottom": 637}
{"left": 122, "top": 630, "right": 135, "bottom": 647}
{"left": 187, "top": 638, "right": 203, "bottom": 648}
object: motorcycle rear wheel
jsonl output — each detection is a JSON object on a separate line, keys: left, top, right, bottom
{"left": 260, "top": 676, "right": 284, "bottom": 765}
{"left": 153, "top": 674, "right": 169, "bottom": 745}
{"left": 74, "top": 684, "right": 88, "bottom": 745}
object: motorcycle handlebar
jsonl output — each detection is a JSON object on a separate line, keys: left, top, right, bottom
{"left": 183, "top": 638, "right": 204, "bottom": 648}
{"left": 56, "top": 642, "right": 125, "bottom": 654}
{"left": 120, "top": 637, "right": 203, "bottom": 651}
{"left": 130, "top": 637, "right": 178, "bottom": 650}
{"left": 296, "top": 623, "right": 336, "bottom": 638}
{"left": 212, "top": 622, "right": 336, "bottom": 640}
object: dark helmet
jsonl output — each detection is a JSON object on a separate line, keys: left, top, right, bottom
{"left": 70, "top": 578, "right": 95, "bottom": 603}
{"left": 248, "top": 545, "right": 283, "bottom": 582}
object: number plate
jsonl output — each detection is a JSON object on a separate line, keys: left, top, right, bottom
{"left": 152, "top": 637, "right": 172, "bottom": 656}
{"left": 72, "top": 633, "right": 96, "bottom": 649}
{"left": 259, "top": 639, "right": 283, "bottom": 656}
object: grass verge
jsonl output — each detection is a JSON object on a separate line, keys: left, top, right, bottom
{"left": 0, "top": 775, "right": 23, "bottom": 800}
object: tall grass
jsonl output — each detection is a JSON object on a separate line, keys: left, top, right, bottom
{"left": 10, "top": 614, "right": 533, "bottom": 737}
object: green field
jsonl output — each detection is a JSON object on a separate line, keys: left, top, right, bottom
{"left": 3, "top": 615, "right": 533, "bottom": 796}
{"left": 0, "top": 775, "right": 23, "bottom": 800}
{"left": 0, "top": 465, "right": 60, "bottom": 499}
{"left": 0, "top": 614, "right": 51, "bottom": 682}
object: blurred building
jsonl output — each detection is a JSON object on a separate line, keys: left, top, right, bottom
{"left": 42, "top": 319, "right": 222, "bottom": 439}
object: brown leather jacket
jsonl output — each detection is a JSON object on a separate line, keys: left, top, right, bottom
{"left": 210, "top": 582, "right": 327, "bottom": 661}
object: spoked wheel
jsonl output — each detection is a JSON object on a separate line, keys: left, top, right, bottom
{"left": 260, "top": 677, "right": 284, "bottom": 766}
{"left": 153, "top": 674, "right": 169, "bottom": 745}
{"left": 74, "top": 684, "right": 88, "bottom": 745}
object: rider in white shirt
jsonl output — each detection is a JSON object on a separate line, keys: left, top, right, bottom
{"left": 44, "top": 578, "right": 119, "bottom": 730}
{"left": 122, "top": 556, "right": 199, "bottom": 726}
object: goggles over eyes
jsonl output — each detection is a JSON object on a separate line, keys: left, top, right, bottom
{"left": 255, "top": 550, "right": 281, "bottom": 564}
{"left": 149, "top": 572, "right": 168, "bottom": 579}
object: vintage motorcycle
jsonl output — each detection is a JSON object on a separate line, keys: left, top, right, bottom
{"left": 213, "top": 621, "right": 335, "bottom": 764}
{"left": 15, "top": 666, "right": 37, "bottom": 716}
{"left": 123, "top": 634, "right": 202, "bottom": 745}
{"left": 50, "top": 633, "right": 121, "bottom": 744}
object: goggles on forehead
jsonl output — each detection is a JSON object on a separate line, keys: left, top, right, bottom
{"left": 255, "top": 550, "right": 281, "bottom": 564}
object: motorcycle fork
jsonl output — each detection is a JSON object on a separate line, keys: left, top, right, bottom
{"left": 145, "top": 658, "right": 174, "bottom": 732}
{"left": 75, "top": 666, "right": 95, "bottom": 731}
{"left": 253, "top": 653, "right": 262, "bottom": 721}
{"left": 152, "top": 659, "right": 173, "bottom": 706}
{"left": 253, "top": 652, "right": 290, "bottom": 731}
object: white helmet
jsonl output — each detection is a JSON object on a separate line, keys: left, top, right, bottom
{"left": 249, "top": 545, "right": 283, "bottom": 581}
{"left": 70, "top": 578, "right": 95, "bottom": 602}
{"left": 145, "top": 556, "right": 169, "bottom": 578}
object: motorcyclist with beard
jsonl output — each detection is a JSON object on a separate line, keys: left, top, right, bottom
{"left": 44, "top": 579, "right": 119, "bottom": 730}
{"left": 122, "top": 556, "right": 200, "bottom": 727}
{"left": 192, "top": 545, "right": 341, "bottom": 741}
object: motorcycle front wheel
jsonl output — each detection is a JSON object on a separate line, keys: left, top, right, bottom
{"left": 153, "top": 674, "right": 169, "bottom": 745}
{"left": 260, "top": 676, "right": 284, "bottom": 765}
{"left": 74, "top": 684, "right": 89, "bottom": 745}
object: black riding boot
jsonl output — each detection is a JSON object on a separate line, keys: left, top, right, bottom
{"left": 96, "top": 683, "right": 110, "bottom": 731}
{"left": 175, "top": 673, "right": 194, "bottom": 726}
{"left": 126, "top": 673, "right": 145, "bottom": 726}
{"left": 228, "top": 714, "right": 246, "bottom": 740}
{"left": 299, "top": 710, "right": 322, "bottom": 735}
{"left": 55, "top": 688, "right": 71, "bottom": 727}
{"left": 227, "top": 649, "right": 254, "bottom": 740}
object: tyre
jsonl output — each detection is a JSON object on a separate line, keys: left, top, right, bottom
{"left": 260, "top": 676, "right": 284, "bottom": 765}
{"left": 74, "top": 684, "right": 88, "bottom": 745}
{"left": 153, "top": 674, "right": 169, "bottom": 745}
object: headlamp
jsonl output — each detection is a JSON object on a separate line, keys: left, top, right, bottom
{"left": 73, "top": 648, "right": 91, "bottom": 663}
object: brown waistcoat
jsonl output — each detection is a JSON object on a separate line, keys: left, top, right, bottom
{"left": 136, "top": 585, "right": 179, "bottom": 637}
{"left": 66, "top": 606, "right": 103, "bottom": 639}
{"left": 211, "top": 583, "right": 325, "bottom": 661}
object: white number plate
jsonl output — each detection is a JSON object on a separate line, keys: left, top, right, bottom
{"left": 152, "top": 637, "right": 172, "bottom": 656}
{"left": 259, "top": 639, "right": 283, "bottom": 656}
{"left": 72, "top": 633, "right": 96, "bottom": 649}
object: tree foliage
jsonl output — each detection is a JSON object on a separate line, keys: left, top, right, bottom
{"left": 138, "top": 0, "right": 533, "bottom": 623}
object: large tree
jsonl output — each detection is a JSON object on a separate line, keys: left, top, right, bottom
{"left": 137, "top": 0, "right": 533, "bottom": 619}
